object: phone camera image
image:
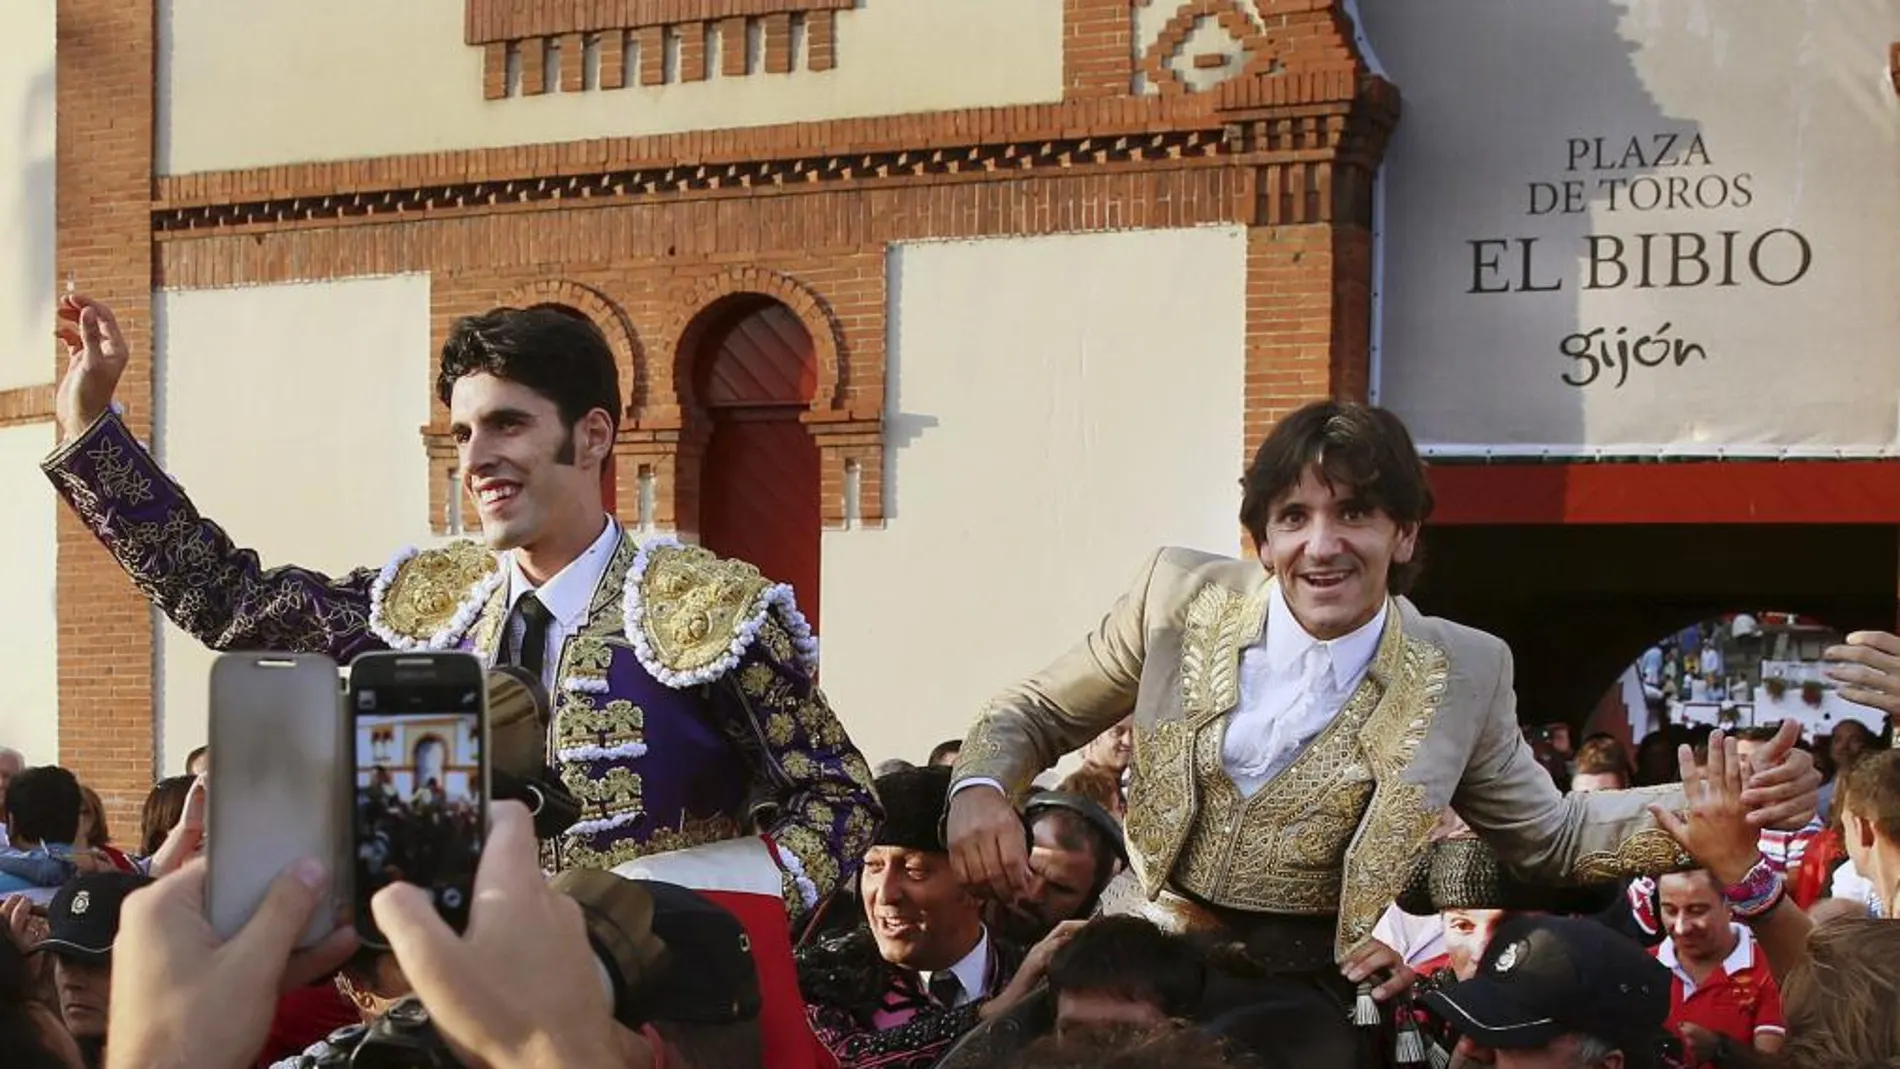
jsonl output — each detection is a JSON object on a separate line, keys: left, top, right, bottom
{"left": 353, "top": 707, "right": 483, "bottom": 935}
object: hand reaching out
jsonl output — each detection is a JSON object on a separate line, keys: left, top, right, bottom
{"left": 371, "top": 802, "right": 623, "bottom": 1069}
{"left": 1825, "top": 631, "right": 1900, "bottom": 724}
{"left": 1649, "top": 730, "right": 1761, "bottom": 885}
{"left": 104, "top": 857, "right": 356, "bottom": 1069}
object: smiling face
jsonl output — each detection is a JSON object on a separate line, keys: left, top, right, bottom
{"left": 1257, "top": 466, "right": 1418, "bottom": 640}
{"left": 449, "top": 373, "right": 611, "bottom": 561}
{"left": 860, "top": 845, "right": 984, "bottom": 972}
{"left": 1659, "top": 871, "right": 1735, "bottom": 967}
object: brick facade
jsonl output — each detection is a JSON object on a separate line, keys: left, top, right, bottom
{"left": 49, "top": 0, "right": 1396, "bottom": 825}
{"left": 54, "top": 0, "right": 159, "bottom": 825}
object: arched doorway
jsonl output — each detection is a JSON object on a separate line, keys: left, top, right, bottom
{"left": 688, "top": 296, "right": 823, "bottom": 631}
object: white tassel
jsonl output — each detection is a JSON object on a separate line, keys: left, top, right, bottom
{"left": 1395, "top": 1018, "right": 1426, "bottom": 1066}
{"left": 1427, "top": 1040, "right": 1452, "bottom": 1069}
{"left": 1352, "top": 982, "right": 1381, "bottom": 1027}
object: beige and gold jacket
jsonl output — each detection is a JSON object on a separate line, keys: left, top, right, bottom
{"left": 952, "top": 547, "right": 1687, "bottom": 958}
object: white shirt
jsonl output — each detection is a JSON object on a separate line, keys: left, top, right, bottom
{"left": 1831, "top": 857, "right": 1884, "bottom": 917}
{"left": 918, "top": 927, "right": 992, "bottom": 1008}
{"left": 501, "top": 517, "right": 621, "bottom": 693}
{"left": 1220, "top": 582, "right": 1387, "bottom": 796}
{"left": 1372, "top": 905, "right": 1446, "bottom": 967}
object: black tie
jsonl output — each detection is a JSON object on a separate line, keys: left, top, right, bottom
{"left": 927, "top": 972, "right": 963, "bottom": 1009}
{"left": 508, "top": 593, "right": 552, "bottom": 682}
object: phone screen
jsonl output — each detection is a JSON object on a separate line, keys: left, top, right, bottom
{"left": 349, "top": 663, "right": 486, "bottom": 941}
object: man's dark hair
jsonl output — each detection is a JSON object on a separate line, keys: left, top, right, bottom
{"left": 185, "top": 745, "right": 208, "bottom": 769}
{"left": 435, "top": 306, "right": 621, "bottom": 451}
{"left": 928, "top": 739, "right": 963, "bottom": 765}
{"left": 649, "top": 1018, "right": 764, "bottom": 1069}
{"left": 5, "top": 766, "right": 82, "bottom": 845}
{"left": 1237, "top": 401, "right": 1434, "bottom": 594}
{"left": 1734, "top": 724, "right": 1783, "bottom": 743}
{"left": 1047, "top": 917, "right": 1203, "bottom": 1019}
{"left": 1031, "top": 806, "right": 1119, "bottom": 909}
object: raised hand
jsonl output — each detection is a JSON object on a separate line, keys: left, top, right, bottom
{"left": 1825, "top": 631, "right": 1900, "bottom": 725}
{"left": 54, "top": 293, "right": 131, "bottom": 443}
{"left": 1648, "top": 730, "right": 1760, "bottom": 884}
{"left": 1733, "top": 717, "right": 1821, "bottom": 830}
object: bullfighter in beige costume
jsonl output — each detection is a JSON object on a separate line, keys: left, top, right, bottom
{"left": 945, "top": 401, "right": 1819, "bottom": 1003}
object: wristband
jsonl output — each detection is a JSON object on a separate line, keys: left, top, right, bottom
{"left": 1721, "top": 856, "right": 1785, "bottom": 919}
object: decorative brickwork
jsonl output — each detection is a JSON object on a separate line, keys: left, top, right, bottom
{"left": 58, "top": 0, "right": 1397, "bottom": 827}
{"left": 468, "top": 0, "right": 854, "bottom": 99}
{"left": 0, "top": 384, "right": 54, "bottom": 428}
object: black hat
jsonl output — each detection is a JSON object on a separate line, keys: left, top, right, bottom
{"left": 1422, "top": 916, "right": 1669, "bottom": 1058}
{"left": 1395, "top": 837, "right": 1618, "bottom": 916}
{"left": 34, "top": 871, "right": 154, "bottom": 963}
{"left": 634, "top": 881, "right": 762, "bottom": 1026}
{"left": 873, "top": 765, "right": 953, "bottom": 853}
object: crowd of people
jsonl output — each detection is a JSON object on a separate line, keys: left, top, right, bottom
{"left": 6, "top": 292, "right": 1900, "bottom": 1069}
{"left": 7, "top": 698, "right": 1900, "bottom": 1069}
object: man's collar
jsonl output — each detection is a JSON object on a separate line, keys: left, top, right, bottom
{"left": 505, "top": 516, "right": 621, "bottom": 629}
{"left": 1658, "top": 923, "right": 1754, "bottom": 980}
{"left": 1263, "top": 579, "right": 1390, "bottom": 688}
{"left": 917, "top": 925, "right": 992, "bottom": 1000}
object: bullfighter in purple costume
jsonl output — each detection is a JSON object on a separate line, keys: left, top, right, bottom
{"left": 42, "top": 294, "right": 881, "bottom": 918}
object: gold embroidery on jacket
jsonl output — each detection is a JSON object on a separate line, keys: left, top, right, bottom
{"left": 1336, "top": 632, "right": 1449, "bottom": 955}
{"left": 1179, "top": 583, "right": 1267, "bottom": 725}
{"left": 1125, "top": 718, "right": 1197, "bottom": 899}
{"left": 1170, "top": 661, "right": 1383, "bottom": 914}
{"left": 637, "top": 544, "right": 774, "bottom": 676}
{"left": 1571, "top": 827, "right": 1693, "bottom": 881}
{"left": 379, "top": 542, "right": 499, "bottom": 642}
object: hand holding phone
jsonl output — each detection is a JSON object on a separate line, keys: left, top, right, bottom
{"left": 347, "top": 652, "right": 490, "bottom": 946}
{"left": 206, "top": 654, "right": 350, "bottom": 949}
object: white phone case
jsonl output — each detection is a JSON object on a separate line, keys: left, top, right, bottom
{"left": 206, "top": 653, "right": 349, "bottom": 949}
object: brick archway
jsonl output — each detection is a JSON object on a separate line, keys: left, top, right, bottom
{"left": 663, "top": 267, "right": 847, "bottom": 418}
{"left": 496, "top": 279, "right": 647, "bottom": 417}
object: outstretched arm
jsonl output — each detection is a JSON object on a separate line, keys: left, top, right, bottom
{"left": 42, "top": 295, "right": 381, "bottom": 661}
{"left": 1455, "top": 647, "right": 1819, "bottom": 882}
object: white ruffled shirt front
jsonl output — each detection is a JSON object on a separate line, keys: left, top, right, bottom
{"left": 1220, "top": 582, "right": 1387, "bottom": 797}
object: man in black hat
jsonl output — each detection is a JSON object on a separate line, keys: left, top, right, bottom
{"left": 35, "top": 870, "right": 154, "bottom": 1068}
{"left": 797, "top": 766, "right": 1039, "bottom": 1068}
{"left": 1422, "top": 915, "right": 1673, "bottom": 1069}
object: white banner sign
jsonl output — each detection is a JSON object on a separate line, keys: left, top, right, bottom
{"left": 1360, "top": 0, "right": 1900, "bottom": 456}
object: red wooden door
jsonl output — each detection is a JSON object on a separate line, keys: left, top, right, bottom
{"left": 695, "top": 300, "right": 823, "bottom": 631}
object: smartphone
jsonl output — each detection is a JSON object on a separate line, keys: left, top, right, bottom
{"left": 206, "top": 653, "right": 349, "bottom": 949}
{"left": 346, "top": 651, "right": 489, "bottom": 945}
